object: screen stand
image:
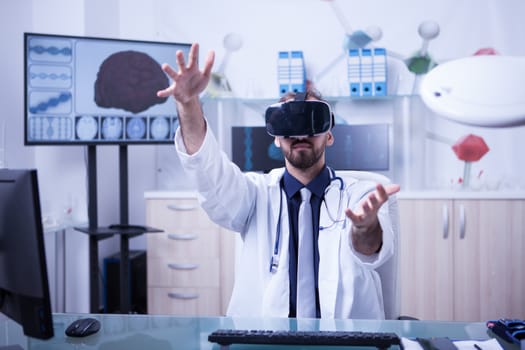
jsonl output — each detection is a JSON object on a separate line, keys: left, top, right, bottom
{"left": 87, "top": 145, "right": 101, "bottom": 313}
{"left": 76, "top": 145, "right": 161, "bottom": 314}
{"left": 118, "top": 145, "right": 130, "bottom": 314}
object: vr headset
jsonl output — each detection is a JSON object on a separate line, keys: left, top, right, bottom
{"left": 265, "top": 92, "right": 334, "bottom": 137}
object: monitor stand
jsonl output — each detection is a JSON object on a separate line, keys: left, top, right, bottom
{"left": 75, "top": 145, "right": 161, "bottom": 314}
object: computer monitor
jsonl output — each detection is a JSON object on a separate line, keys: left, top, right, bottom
{"left": 231, "top": 126, "right": 285, "bottom": 173}
{"left": 24, "top": 32, "right": 191, "bottom": 145}
{"left": 0, "top": 169, "right": 54, "bottom": 340}
{"left": 231, "top": 124, "right": 390, "bottom": 172}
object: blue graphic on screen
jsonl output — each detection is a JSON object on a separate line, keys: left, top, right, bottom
{"left": 150, "top": 117, "right": 170, "bottom": 140}
{"left": 126, "top": 117, "right": 146, "bottom": 140}
{"left": 75, "top": 116, "right": 99, "bottom": 141}
{"left": 101, "top": 117, "right": 123, "bottom": 140}
{"left": 29, "top": 116, "right": 73, "bottom": 141}
{"left": 29, "top": 92, "right": 71, "bottom": 114}
{"left": 232, "top": 125, "right": 389, "bottom": 172}
{"left": 243, "top": 128, "right": 253, "bottom": 170}
{"left": 29, "top": 44, "right": 72, "bottom": 57}
{"left": 29, "top": 65, "right": 72, "bottom": 89}
{"left": 24, "top": 33, "right": 190, "bottom": 144}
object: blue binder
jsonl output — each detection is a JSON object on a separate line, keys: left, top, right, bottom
{"left": 347, "top": 47, "right": 387, "bottom": 97}
{"left": 278, "top": 50, "right": 306, "bottom": 96}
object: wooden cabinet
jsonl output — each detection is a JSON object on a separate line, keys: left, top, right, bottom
{"left": 398, "top": 198, "right": 525, "bottom": 322}
{"left": 145, "top": 194, "right": 235, "bottom": 316}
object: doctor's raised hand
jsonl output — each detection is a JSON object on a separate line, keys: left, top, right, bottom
{"left": 346, "top": 183, "right": 400, "bottom": 255}
{"left": 157, "top": 43, "right": 215, "bottom": 154}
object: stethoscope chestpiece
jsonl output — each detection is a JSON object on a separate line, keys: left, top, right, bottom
{"left": 269, "top": 254, "right": 279, "bottom": 273}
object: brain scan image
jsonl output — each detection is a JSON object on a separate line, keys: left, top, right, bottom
{"left": 94, "top": 50, "right": 169, "bottom": 113}
{"left": 75, "top": 116, "right": 98, "bottom": 140}
{"left": 101, "top": 117, "right": 123, "bottom": 140}
{"left": 150, "top": 117, "right": 170, "bottom": 140}
{"left": 126, "top": 117, "right": 146, "bottom": 140}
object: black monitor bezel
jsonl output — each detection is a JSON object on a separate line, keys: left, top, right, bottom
{"left": 0, "top": 169, "right": 54, "bottom": 339}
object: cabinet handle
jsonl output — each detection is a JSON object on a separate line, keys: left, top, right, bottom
{"left": 168, "top": 292, "right": 199, "bottom": 300}
{"left": 442, "top": 204, "right": 449, "bottom": 239}
{"left": 167, "top": 203, "right": 198, "bottom": 211}
{"left": 167, "top": 263, "right": 199, "bottom": 270}
{"left": 167, "top": 233, "right": 198, "bottom": 241}
{"left": 459, "top": 204, "right": 466, "bottom": 239}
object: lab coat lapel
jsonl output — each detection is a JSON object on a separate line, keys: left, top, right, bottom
{"left": 261, "top": 181, "right": 290, "bottom": 317}
{"left": 317, "top": 203, "right": 342, "bottom": 318}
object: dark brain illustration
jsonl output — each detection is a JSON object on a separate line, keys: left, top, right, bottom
{"left": 94, "top": 50, "right": 169, "bottom": 113}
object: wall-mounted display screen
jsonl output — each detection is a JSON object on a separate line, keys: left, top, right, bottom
{"left": 232, "top": 124, "right": 389, "bottom": 172}
{"left": 24, "top": 33, "right": 190, "bottom": 145}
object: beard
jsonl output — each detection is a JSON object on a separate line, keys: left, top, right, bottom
{"left": 281, "top": 139, "right": 325, "bottom": 169}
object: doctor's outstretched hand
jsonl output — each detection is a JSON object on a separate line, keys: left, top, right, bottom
{"left": 157, "top": 43, "right": 215, "bottom": 154}
{"left": 345, "top": 183, "right": 400, "bottom": 256}
{"left": 157, "top": 43, "right": 215, "bottom": 104}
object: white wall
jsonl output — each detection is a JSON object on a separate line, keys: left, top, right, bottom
{"left": 2, "top": 0, "right": 525, "bottom": 312}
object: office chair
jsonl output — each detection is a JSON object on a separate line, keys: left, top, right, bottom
{"left": 341, "top": 171, "right": 402, "bottom": 320}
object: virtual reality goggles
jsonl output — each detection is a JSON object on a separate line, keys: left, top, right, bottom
{"left": 265, "top": 99, "right": 334, "bottom": 137}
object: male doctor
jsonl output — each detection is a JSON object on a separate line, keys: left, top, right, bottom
{"left": 157, "top": 43, "right": 400, "bottom": 319}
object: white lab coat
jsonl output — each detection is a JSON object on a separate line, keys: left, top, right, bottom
{"left": 175, "top": 125, "right": 395, "bottom": 319}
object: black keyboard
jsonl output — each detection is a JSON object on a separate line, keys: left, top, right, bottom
{"left": 208, "top": 329, "right": 403, "bottom": 348}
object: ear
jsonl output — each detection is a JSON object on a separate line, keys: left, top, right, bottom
{"left": 274, "top": 137, "right": 281, "bottom": 148}
{"left": 326, "top": 131, "right": 334, "bottom": 147}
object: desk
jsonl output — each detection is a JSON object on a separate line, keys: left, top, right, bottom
{"left": 1, "top": 314, "right": 519, "bottom": 350}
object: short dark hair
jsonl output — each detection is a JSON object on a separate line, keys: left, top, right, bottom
{"left": 278, "top": 88, "right": 324, "bottom": 103}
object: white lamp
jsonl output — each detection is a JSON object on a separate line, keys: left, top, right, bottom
{"left": 419, "top": 55, "right": 525, "bottom": 127}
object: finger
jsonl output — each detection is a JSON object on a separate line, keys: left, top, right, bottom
{"left": 202, "top": 50, "right": 216, "bottom": 78}
{"left": 176, "top": 49, "right": 188, "bottom": 72}
{"left": 186, "top": 43, "right": 199, "bottom": 70}
{"left": 344, "top": 208, "right": 359, "bottom": 222}
{"left": 161, "top": 63, "right": 179, "bottom": 80}
{"left": 157, "top": 85, "right": 174, "bottom": 98}
{"left": 372, "top": 184, "right": 390, "bottom": 204}
{"left": 361, "top": 199, "right": 373, "bottom": 215}
{"left": 345, "top": 208, "right": 367, "bottom": 224}
{"left": 384, "top": 183, "right": 401, "bottom": 196}
{"left": 368, "top": 193, "right": 380, "bottom": 209}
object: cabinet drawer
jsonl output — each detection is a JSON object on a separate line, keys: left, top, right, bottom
{"left": 146, "top": 198, "right": 213, "bottom": 231}
{"left": 148, "top": 257, "right": 220, "bottom": 287}
{"left": 147, "top": 287, "right": 221, "bottom": 316}
{"left": 147, "top": 229, "right": 220, "bottom": 259}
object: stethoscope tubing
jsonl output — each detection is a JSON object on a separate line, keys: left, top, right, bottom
{"left": 270, "top": 167, "right": 345, "bottom": 272}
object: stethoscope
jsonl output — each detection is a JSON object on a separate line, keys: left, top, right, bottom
{"left": 269, "top": 167, "right": 347, "bottom": 273}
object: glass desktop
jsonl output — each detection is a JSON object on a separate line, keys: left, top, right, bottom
{"left": 1, "top": 313, "right": 518, "bottom": 350}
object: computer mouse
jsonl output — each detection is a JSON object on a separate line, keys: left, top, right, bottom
{"left": 65, "top": 317, "right": 101, "bottom": 337}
